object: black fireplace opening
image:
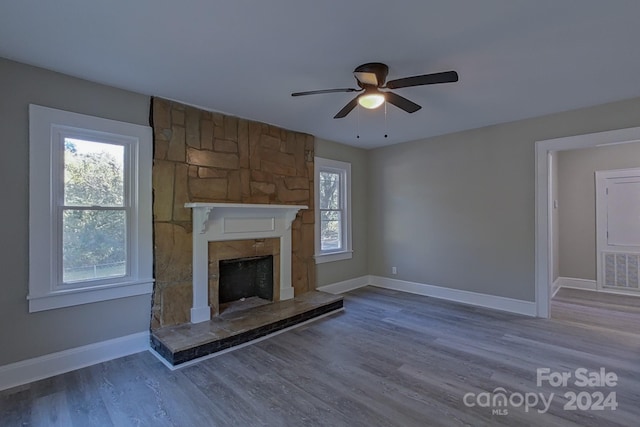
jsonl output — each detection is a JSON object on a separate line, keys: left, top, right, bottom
{"left": 219, "top": 255, "right": 274, "bottom": 305}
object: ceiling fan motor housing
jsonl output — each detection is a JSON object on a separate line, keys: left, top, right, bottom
{"left": 353, "top": 62, "right": 389, "bottom": 88}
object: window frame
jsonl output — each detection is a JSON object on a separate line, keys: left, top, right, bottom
{"left": 314, "top": 157, "right": 353, "bottom": 264}
{"left": 28, "top": 104, "right": 154, "bottom": 312}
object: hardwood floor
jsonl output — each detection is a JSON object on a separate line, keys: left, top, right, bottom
{"left": 551, "top": 287, "right": 640, "bottom": 338}
{"left": 2, "top": 286, "right": 639, "bottom": 426}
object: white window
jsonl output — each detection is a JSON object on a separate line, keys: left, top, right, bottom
{"left": 28, "top": 105, "right": 154, "bottom": 312}
{"left": 314, "top": 157, "right": 352, "bottom": 263}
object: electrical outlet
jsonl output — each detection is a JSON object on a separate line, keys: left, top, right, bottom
{"left": 391, "top": 266, "right": 397, "bottom": 275}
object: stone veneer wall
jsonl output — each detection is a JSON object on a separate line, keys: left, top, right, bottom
{"left": 151, "top": 97, "right": 315, "bottom": 329}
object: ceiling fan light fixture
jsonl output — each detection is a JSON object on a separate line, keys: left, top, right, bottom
{"left": 358, "top": 91, "right": 385, "bottom": 109}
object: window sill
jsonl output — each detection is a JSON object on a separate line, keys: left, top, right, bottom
{"left": 314, "top": 250, "right": 353, "bottom": 264}
{"left": 28, "top": 279, "right": 154, "bottom": 312}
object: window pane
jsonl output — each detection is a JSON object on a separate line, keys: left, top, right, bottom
{"left": 319, "top": 171, "right": 340, "bottom": 209}
{"left": 321, "top": 210, "right": 342, "bottom": 250}
{"left": 64, "top": 138, "right": 124, "bottom": 206}
{"left": 62, "top": 209, "right": 126, "bottom": 282}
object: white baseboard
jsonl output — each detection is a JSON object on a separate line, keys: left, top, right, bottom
{"left": 0, "top": 331, "right": 150, "bottom": 392}
{"left": 552, "top": 277, "right": 561, "bottom": 298}
{"left": 316, "top": 275, "right": 370, "bottom": 294}
{"left": 369, "top": 275, "right": 537, "bottom": 317}
{"left": 556, "top": 277, "right": 597, "bottom": 291}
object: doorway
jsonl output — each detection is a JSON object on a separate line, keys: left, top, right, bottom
{"left": 535, "top": 126, "right": 640, "bottom": 318}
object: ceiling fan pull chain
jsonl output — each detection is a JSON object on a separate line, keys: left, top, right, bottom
{"left": 356, "top": 104, "right": 360, "bottom": 139}
{"left": 384, "top": 100, "right": 388, "bottom": 138}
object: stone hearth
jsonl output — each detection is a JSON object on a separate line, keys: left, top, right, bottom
{"left": 151, "top": 291, "right": 343, "bottom": 366}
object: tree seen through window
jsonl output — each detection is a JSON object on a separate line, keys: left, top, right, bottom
{"left": 62, "top": 138, "right": 127, "bottom": 282}
{"left": 319, "top": 170, "right": 342, "bottom": 251}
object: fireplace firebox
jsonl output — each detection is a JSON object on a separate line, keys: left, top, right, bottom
{"left": 219, "top": 255, "right": 274, "bottom": 305}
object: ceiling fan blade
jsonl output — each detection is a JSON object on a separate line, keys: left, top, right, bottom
{"left": 386, "top": 70, "right": 458, "bottom": 89}
{"left": 333, "top": 96, "right": 360, "bottom": 119}
{"left": 385, "top": 91, "right": 421, "bottom": 113}
{"left": 291, "top": 88, "right": 359, "bottom": 97}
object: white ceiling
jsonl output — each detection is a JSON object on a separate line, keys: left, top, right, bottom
{"left": 2, "top": 1, "right": 640, "bottom": 149}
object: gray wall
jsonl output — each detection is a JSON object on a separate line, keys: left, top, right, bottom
{"left": 368, "top": 97, "right": 640, "bottom": 302}
{"left": 0, "top": 58, "right": 152, "bottom": 365}
{"left": 557, "top": 142, "right": 640, "bottom": 280}
{"left": 314, "top": 138, "right": 369, "bottom": 286}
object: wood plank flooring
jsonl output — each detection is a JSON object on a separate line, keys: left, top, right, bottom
{"left": 551, "top": 287, "right": 640, "bottom": 338}
{"left": 2, "top": 286, "right": 639, "bottom": 426}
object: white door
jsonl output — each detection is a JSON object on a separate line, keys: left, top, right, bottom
{"left": 596, "top": 168, "right": 640, "bottom": 293}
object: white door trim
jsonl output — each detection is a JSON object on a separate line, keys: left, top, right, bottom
{"left": 535, "top": 126, "right": 640, "bottom": 318}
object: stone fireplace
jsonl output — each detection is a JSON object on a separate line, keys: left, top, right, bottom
{"left": 149, "top": 100, "right": 344, "bottom": 367}
{"left": 151, "top": 97, "right": 316, "bottom": 329}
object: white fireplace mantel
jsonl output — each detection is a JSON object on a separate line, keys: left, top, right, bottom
{"left": 185, "top": 203, "right": 307, "bottom": 323}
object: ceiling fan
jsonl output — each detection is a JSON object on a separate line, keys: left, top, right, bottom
{"left": 291, "top": 62, "right": 458, "bottom": 119}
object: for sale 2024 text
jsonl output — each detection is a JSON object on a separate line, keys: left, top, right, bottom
{"left": 537, "top": 367, "right": 618, "bottom": 411}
